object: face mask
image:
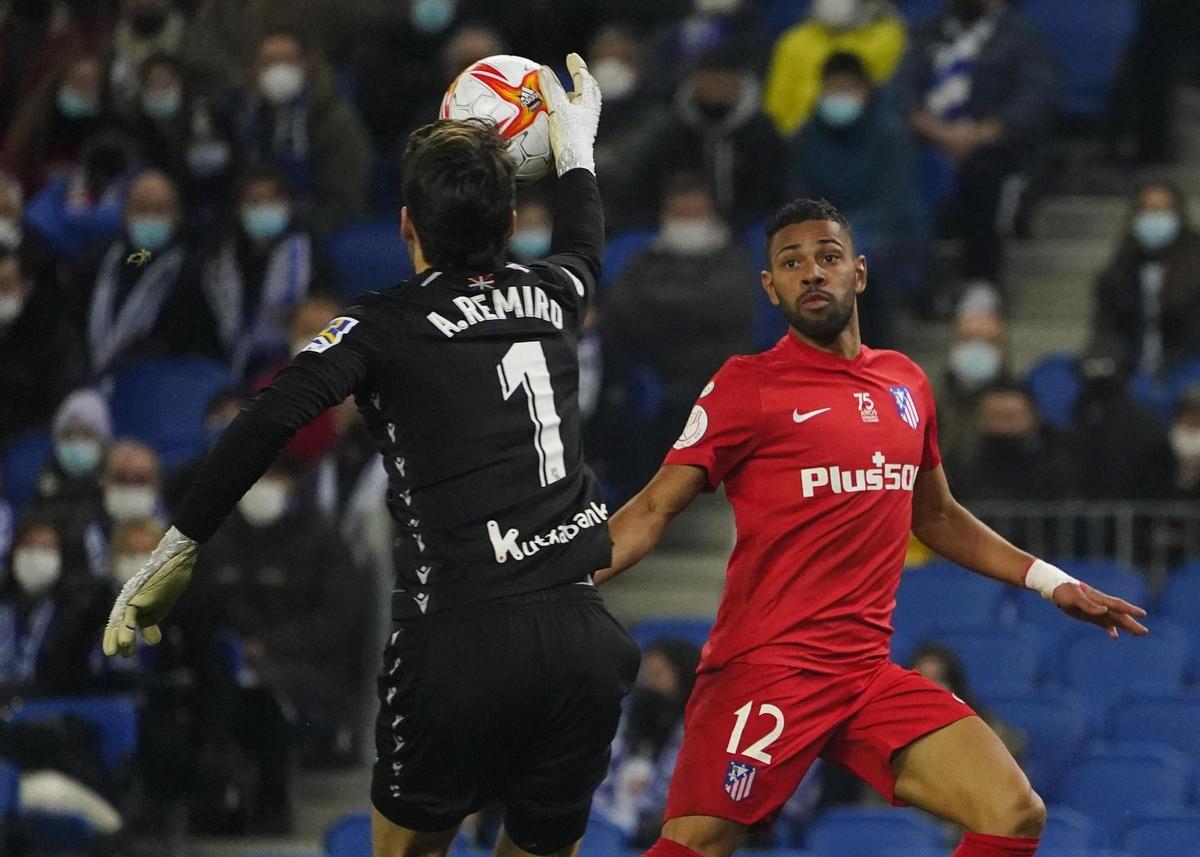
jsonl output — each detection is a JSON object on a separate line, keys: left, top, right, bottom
{"left": 130, "top": 10, "right": 168, "bottom": 36}
{"left": 590, "top": 58, "right": 638, "bottom": 101}
{"left": 258, "top": 63, "right": 306, "bottom": 105}
{"left": 812, "top": 0, "right": 863, "bottom": 27}
{"left": 948, "top": 340, "right": 1002, "bottom": 391}
{"left": 818, "top": 93, "right": 866, "bottom": 127}
{"left": 410, "top": 0, "right": 455, "bottom": 33}
{"left": 238, "top": 480, "right": 289, "bottom": 527}
{"left": 12, "top": 547, "right": 61, "bottom": 596}
{"left": 510, "top": 226, "right": 552, "bottom": 261}
{"left": 659, "top": 217, "right": 729, "bottom": 256}
{"left": 141, "top": 88, "right": 182, "bottom": 121}
{"left": 694, "top": 0, "right": 740, "bottom": 14}
{"left": 1133, "top": 211, "right": 1180, "bottom": 251}
{"left": 104, "top": 485, "right": 158, "bottom": 522}
{"left": 113, "top": 552, "right": 152, "bottom": 586}
{"left": 186, "top": 140, "right": 231, "bottom": 176}
{"left": 56, "top": 438, "right": 103, "bottom": 476}
{"left": 0, "top": 294, "right": 25, "bottom": 324}
{"left": 241, "top": 203, "right": 290, "bottom": 241}
{"left": 57, "top": 88, "right": 100, "bottom": 120}
{"left": 0, "top": 217, "right": 23, "bottom": 249}
{"left": 1170, "top": 426, "right": 1200, "bottom": 463}
{"left": 128, "top": 215, "right": 174, "bottom": 251}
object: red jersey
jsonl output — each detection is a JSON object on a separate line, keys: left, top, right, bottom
{"left": 663, "top": 334, "right": 940, "bottom": 675}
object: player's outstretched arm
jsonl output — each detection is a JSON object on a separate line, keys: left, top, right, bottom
{"left": 910, "top": 465, "right": 1148, "bottom": 639}
{"left": 594, "top": 465, "right": 708, "bottom": 585}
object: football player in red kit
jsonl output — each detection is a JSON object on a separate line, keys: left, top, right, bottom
{"left": 598, "top": 198, "right": 1149, "bottom": 857}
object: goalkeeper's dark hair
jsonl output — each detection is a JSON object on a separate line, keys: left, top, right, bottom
{"left": 765, "top": 197, "right": 855, "bottom": 258}
{"left": 402, "top": 118, "right": 516, "bottom": 270}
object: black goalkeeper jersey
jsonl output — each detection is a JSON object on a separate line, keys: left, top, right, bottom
{"left": 175, "top": 169, "right": 610, "bottom": 619}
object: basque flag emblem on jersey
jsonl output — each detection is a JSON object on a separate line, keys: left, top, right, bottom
{"left": 889, "top": 385, "right": 921, "bottom": 430}
{"left": 724, "top": 760, "right": 757, "bottom": 802}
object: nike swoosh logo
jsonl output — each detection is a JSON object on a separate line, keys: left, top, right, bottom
{"left": 793, "top": 407, "right": 832, "bottom": 424}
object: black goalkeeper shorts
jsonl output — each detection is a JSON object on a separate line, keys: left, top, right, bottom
{"left": 370, "top": 583, "right": 641, "bottom": 854}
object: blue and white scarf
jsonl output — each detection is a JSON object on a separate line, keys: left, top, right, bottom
{"left": 924, "top": 7, "right": 1001, "bottom": 120}
{"left": 88, "top": 242, "right": 186, "bottom": 374}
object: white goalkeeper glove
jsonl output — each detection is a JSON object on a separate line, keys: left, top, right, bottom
{"left": 102, "top": 526, "right": 198, "bottom": 658}
{"left": 538, "top": 53, "right": 601, "bottom": 177}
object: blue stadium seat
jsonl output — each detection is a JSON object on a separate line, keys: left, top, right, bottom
{"left": 578, "top": 813, "right": 631, "bottom": 856}
{"left": 108, "top": 357, "right": 235, "bottom": 469}
{"left": 1061, "top": 622, "right": 1189, "bottom": 704}
{"left": 12, "top": 696, "right": 138, "bottom": 773}
{"left": 1040, "top": 806, "right": 1097, "bottom": 850}
{"left": 1121, "top": 813, "right": 1200, "bottom": 857}
{"left": 1, "top": 430, "right": 52, "bottom": 513}
{"left": 1159, "top": 563, "right": 1200, "bottom": 623}
{"left": 892, "top": 563, "right": 1009, "bottom": 639}
{"left": 628, "top": 615, "right": 713, "bottom": 652}
{"left": 805, "top": 808, "right": 943, "bottom": 857}
{"left": 895, "top": 0, "right": 944, "bottom": 27}
{"left": 925, "top": 625, "right": 1041, "bottom": 698}
{"left": 325, "top": 813, "right": 370, "bottom": 857}
{"left": 1109, "top": 695, "right": 1200, "bottom": 766}
{"left": 1021, "top": 0, "right": 1139, "bottom": 117}
{"left": 1025, "top": 354, "right": 1079, "bottom": 430}
{"left": 326, "top": 218, "right": 414, "bottom": 301}
{"left": 601, "top": 229, "right": 656, "bottom": 289}
{"left": 988, "top": 693, "right": 1095, "bottom": 800}
{"left": 1033, "top": 851, "right": 1132, "bottom": 857}
{"left": 1059, "top": 742, "right": 1192, "bottom": 837}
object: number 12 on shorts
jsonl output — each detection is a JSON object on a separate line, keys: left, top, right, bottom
{"left": 726, "top": 701, "right": 785, "bottom": 764}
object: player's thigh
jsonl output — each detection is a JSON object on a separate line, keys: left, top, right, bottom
{"left": 493, "top": 826, "right": 581, "bottom": 857}
{"left": 892, "top": 716, "right": 1045, "bottom": 837}
{"left": 371, "top": 806, "right": 459, "bottom": 857}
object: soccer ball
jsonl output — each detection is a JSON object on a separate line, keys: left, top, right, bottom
{"left": 441, "top": 54, "right": 553, "bottom": 182}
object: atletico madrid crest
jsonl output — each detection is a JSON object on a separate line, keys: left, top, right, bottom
{"left": 724, "top": 760, "right": 757, "bottom": 802}
{"left": 889, "top": 385, "right": 921, "bottom": 430}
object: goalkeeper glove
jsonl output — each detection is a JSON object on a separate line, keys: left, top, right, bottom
{"left": 102, "top": 526, "right": 198, "bottom": 658}
{"left": 539, "top": 53, "right": 601, "bottom": 177}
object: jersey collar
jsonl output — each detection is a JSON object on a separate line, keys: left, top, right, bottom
{"left": 779, "top": 330, "right": 869, "bottom": 368}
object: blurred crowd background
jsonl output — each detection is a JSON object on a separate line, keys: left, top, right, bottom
{"left": 0, "top": 0, "right": 1199, "bottom": 855}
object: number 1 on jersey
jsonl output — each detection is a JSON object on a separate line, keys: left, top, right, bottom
{"left": 497, "top": 341, "right": 566, "bottom": 486}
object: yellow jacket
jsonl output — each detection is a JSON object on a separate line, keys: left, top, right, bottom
{"left": 764, "top": 14, "right": 908, "bottom": 137}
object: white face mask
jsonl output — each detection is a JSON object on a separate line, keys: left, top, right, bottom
{"left": 658, "top": 217, "right": 730, "bottom": 256}
{"left": 812, "top": 0, "right": 866, "bottom": 27}
{"left": 259, "top": 63, "right": 305, "bottom": 105}
{"left": 238, "top": 480, "right": 289, "bottom": 527}
{"left": 590, "top": 58, "right": 638, "bottom": 101}
{"left": 113, "top": 552, "right": 153, "bottom": 586}
{"left": 104, "top": 485, "right": 158, "bottom": 522}
{"left": 0, "top": 216, "right": 23, "bottom": 248}
{"left": 948, "top": 339, "right": 1002, "bottom": 391}
{"left": 13, "top": 547, "right": 62, "bottom": 596}
{"left": 1170, "top": 426, "right": 1200, "bottom": 464}
{"left": 0, "top": 294, "right": 25, "bottom": 324}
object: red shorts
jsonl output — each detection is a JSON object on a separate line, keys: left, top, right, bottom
{"left": 664, "top": 660, "right": 975, "bottom": 826}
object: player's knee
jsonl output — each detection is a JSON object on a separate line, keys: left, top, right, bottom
{"left": 660, "top": 816, "right": 745, "bottom": 857}
{"left": 977, "top": 784, "right": 1045, "bottom": 838}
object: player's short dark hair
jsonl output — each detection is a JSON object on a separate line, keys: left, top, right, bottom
{"left": 822, "top": 51, "right": 869, "bottom": 82}
{"left": 765, "top": 197, "right": 855, "bottom": 258}
{"left": 403, "top": 119, "right": 516, "bottom": 270}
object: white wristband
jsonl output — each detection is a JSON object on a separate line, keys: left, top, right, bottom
{"left": 1024, "top": 559, "right": 1078, "bottom": 600}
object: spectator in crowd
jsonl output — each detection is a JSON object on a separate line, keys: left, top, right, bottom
{"left": 764, "top": 0, "right": 908, "bottom": 137}
{"left": 936, "top": 308, "right": 1009, "bottom": 456}
{"left": 237, "top": 29, "right": 372, "bottom": 236}
{"left": 190, "top": 455, "right": 371, "bottom": 825}
{"left": 107, "top": 0, "right": 187, "bottom": 113}
{"left": 0, "top": 52, "right": 112, "bottom": 195}
{"left": 1068, "top": 344, "right": 1173, "bottom": 500}
{"left": 196, "top": 165, "right": 335, "bottom": 378}
{"left": 644, "top": 0, "right": 771, "bottom": 102}
{"left": 1092, "top": 181, "right": 1200, "bottom": 377}
{"left": 0, "top": 247, "right": 85, "bottom": 444}
{"left": 124, "top": 52, "right": 195, "bottom": 176}
{"left": 1167, "top": 385, "right": 1200, "bottom": 500}
{"left": 0, "top": 171, "right": 59, "bottom": 283}
{"left": 510, "top": 193, "right": 553, "bottom": 264}
{"left": 897, "top": 0, "right": 1060, "bottom": 308}
{"left": 596, "top": 639, "right": 700, "bottom": 844}
{"left": 72, "top": 168, "right": 199, "bottom": 376}
{"left": 590, "top": 24, "right": 670, "bottom": 233}
{"left": 639, "top": 48, "right": 784, "bottom": 230}
{"left": 177, "top": 95, "right": 241, "bottom": 225}
{"left": 604, "top": 174, "right": 756, "bottom": 495}
{"left": 23, "top": 130, "right": 134, "bottom": 260}
{"left": 944, "top": 380, "right": 1073, "bottom": 501}
{"left": 787, "top": 51, "right": 923, "bottom": 347}
{"left": 100, "top": 439, "right": 164, "bottom": 526}
{"left": 31, "top": 389, "right": 112, "bottom": 581}
{"left": 163, "top": 386, "right": 249, "bottom": 512}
